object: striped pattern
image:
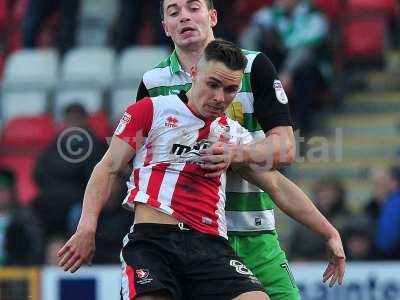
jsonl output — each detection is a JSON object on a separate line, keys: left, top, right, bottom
{"left": 119, "top": 95, "right": 252, "bottom": 238}
{"left": 141, "top": 50, "right": 276, "bottom": 232}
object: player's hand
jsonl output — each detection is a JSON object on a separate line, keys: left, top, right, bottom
{"left": 57, "top": 228, "right": 96, "bottom": 273}
{"left": 323, "top": 233, "right": 346, "bottom": 287}
{"left": 199, "top": 142, "right": 236, "bottom": 177}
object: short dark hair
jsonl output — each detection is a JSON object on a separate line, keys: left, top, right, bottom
{"left": 64, "top": 103, "right": 87, "bottom": 117}
{"left": 160, "top": 0, "right": 214, "bottom": 20}
{"left": 203, "top": 39, "right": 247, "bottom": 71}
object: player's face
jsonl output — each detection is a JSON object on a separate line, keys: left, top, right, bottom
{"left": 190, "top": 60, "right": 242, "bottom": 119}
{"left": 162, "top": 0, "right": 217, "bottom": 49}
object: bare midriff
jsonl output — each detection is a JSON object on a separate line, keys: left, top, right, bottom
{"left": 134, "top": 202, "right": 179, "bottom": 225}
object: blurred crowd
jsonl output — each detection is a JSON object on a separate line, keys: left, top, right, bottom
{"left": 0, "top": 0, "right": 399, "bottom": 266}
{"left": 288, "top": 165, "right": 400, "bottom": 261}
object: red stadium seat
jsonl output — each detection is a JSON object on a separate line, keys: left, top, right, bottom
{"left": 88, "top": 112, "right": 111, "bottom": 140}
{"left": 10, "top": 0, "right": 28, "bottom": 22}
{"left": 236, "top": 0, "right": 272, "bottom": 16}
{"left": 1, "top": 114, "right": 55, "bottom": 148}
{"left": 314, "top": 0, "right": 343, "bottom": 19}
{"left": 0, "top": 154, "right": 38, "bottom": 204}
{"left": 0, "top": 0, "right": 7, "bottom": 28}
{"left": 341, "top": 15, "right": 386, "bottom": 66}
{"left": 347, "top": 0, "right": 398, "bottom": 16}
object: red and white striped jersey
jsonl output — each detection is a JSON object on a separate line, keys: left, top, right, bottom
{"left": 115, "top": 94, "right": 253, "bottom": 238}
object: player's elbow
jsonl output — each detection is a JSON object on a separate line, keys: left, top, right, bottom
{"left": 283, "top": 139, "right": 295, "bottom": 164}
{"left": 274, "top": 138, "right": 295, "bottom": 166}
{"left": 267, "top": 126, "right": 296, "bottom": 167}
{"left": 97, "top": 150, "right": 124, "bottom": 176}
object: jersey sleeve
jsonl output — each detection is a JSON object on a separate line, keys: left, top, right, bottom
{"left": 114, "top": 97, "right": 153, "bottom": 149}
{"left": 136, "top": 80, "right": 150, "bottom": 101}
{"left": 251, "top": 53, "right": 293, "bottom": 132}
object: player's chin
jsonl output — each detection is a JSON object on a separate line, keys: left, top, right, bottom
{"left": 179, "top": 36, "right": 201, "bottom": 46}
{"left": 205, "top": 112, "right": 220, "bottom": 119}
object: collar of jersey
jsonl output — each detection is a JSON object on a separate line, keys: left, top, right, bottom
{"left": 170, "top": 50, "right": 183, "bottom": 75}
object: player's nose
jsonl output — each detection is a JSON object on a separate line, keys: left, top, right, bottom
{"left": 180, "top": 8, "right": 192, "bottom": 23}
{"left": 214, "top": 88, "right": 224, "bottom": 103}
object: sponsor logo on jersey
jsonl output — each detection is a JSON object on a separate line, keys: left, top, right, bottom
{"left": 115, "top": 112, "right": 132, "bottom": 135}
{"left": 255, "top": 217, "right": 262, "bottom": 226}
{"left": 273, "top": 80, "right": 289, "bottom": 104}
{"left": 171, "top": 139, "right": 211, "bottom": 157}
{"left": 165, "top": 116, "right": 179, "bottom": 128}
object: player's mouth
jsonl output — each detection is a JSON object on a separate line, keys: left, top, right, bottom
{"left": 180, "top": 26, "right": 196, "bottom": 35}
{"left": 207, "top": 105, "right": 224, "bottom": 115}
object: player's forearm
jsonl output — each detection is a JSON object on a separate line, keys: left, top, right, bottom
{"left": 238, "top": 169, "right": 338, "bottom": 240}
{"left": 77, "top": 156, "right": 118, "bottom": 234}
{"left": 233, "top": 131, "right": 295, "bottom": 170}
{"left": 271, "top": 172, "right": 339, "bottom": 240}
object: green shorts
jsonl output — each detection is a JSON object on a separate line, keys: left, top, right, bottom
{"left": 229, "top": 232, "right": 301, "bottom": 300}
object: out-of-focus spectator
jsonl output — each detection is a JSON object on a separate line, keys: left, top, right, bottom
{"left": 364, "top": 168, "right": 392, "bottom": 223}
{"left": 374, "top": 165, "right": 400, "bottom": 259}
{"left": 240, "top": 0, "right": 330, "bottom": 134}
{"left": 342, "top": 215, "right": 373, "bottom": 261}
{"left": 0, "top": 168, "right": 43, "bottom": 265}
{"left": 212, "top": 0, "right": 239, "bottom": 43}
{"left": 67, "top": 169, "right": 132, "bottom": 264}
{"left": 289, "top": 177, "right": 350, "bottom": 260}
{"left": 111, "top": 1, "right": 169, "bottom": 51}
{"left": 32, "top": 103, "right": 107, "bottom": 239}
{"left": 44, "top": 235, "right": 66, "bottom": 265}
{"left": 22, "top": 0, "right": 80, "bottom": 54}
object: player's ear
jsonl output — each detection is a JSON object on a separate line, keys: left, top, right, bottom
{"left": 190, "top": 65, "right": 198, "bottom": 80}
{"left": 209, "top": 9, "right": 218, "bottom": 28}
{"left": 162, "top": 21, "right": 170, "bottom": 37}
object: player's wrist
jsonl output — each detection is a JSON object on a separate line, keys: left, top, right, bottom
{"left": 324, "top": 227, "right": 340, "bottom": 242}
{"left": 77, "top": 216, "right": 98, "bottom": 235}
{"left": 230, "top": 144, "right": 249, "bottom": 166}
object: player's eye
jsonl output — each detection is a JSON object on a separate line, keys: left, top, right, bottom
{"left": 189, "top": 5, "right": 200, "bottom": 11}
{"left": 207, "top": 82, "right": 219, "bottom": 89}
{"left": 225, "top": 86, "right": 239, "bottom": 94}
{"left": 168, "top": 10, "right": 179, "bottom": 17}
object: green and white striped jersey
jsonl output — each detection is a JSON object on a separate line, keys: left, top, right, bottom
{"left": 137, "top": 49, "right": 292, "bottom": 233}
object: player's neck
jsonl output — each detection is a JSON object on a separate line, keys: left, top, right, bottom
{"left": 175, "top": 46, "right": 204, "bottom": 73}
{"left": 175, "top": 36, "right": 214, "bottom": 73}
{"left": 186, "top": 90, "right": 206, "bottom": 120}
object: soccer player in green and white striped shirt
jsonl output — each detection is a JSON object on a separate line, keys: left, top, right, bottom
{"left": 133, "top": 0, "right": 346, "bottom": 298}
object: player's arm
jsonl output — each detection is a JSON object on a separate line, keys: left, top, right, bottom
{"left": 58, "top": 98, "right": 153, "bottom": 273}
{"left": 57, "top": 139, "right": 135, "bottom": 273}
{"left": 243, "top": 53, "right": 295, "bottom": 168}
{"left": 238, "top": 168, "right": 346, "bottom": 287}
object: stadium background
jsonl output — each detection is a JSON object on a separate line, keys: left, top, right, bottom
{"left": 0, "top": 0, "right": 399, "bottom": 299}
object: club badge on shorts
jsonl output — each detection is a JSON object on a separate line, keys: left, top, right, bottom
{"left": 273, "top": 80, "right": 288, "bottom": 104}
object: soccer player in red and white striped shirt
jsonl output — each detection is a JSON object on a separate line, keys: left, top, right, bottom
{"left": 59, "top": 39, "right": 270, "bottom": 300}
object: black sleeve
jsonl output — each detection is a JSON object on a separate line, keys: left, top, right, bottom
{"left": 250, "top": 53, "right": 293, "bottom": 132}
{"left": 136, "top": 80, "right": 150, "bottom": 101}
